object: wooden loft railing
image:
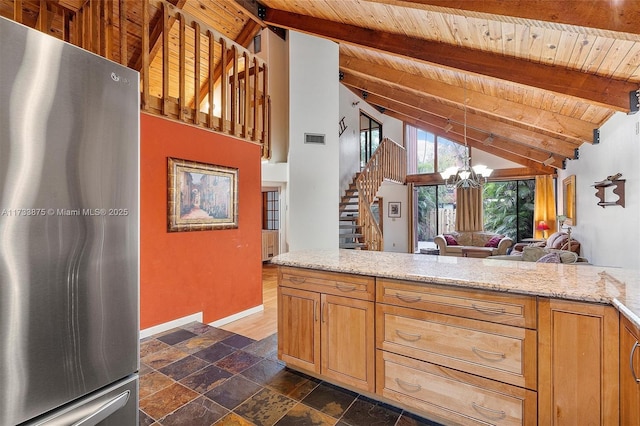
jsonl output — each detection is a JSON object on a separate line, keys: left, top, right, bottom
{"left": 356, "top": 138, "right": 407, "bottom": 251}
{"left": 9, "top": 0, "right": 271, "bottom": 159}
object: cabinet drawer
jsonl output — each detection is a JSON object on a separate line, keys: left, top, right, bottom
{"left": 377, "top": 351, "right": 537, "bottom": 426}
{"left": 279, "top": 266, "right": 374, "bottom": 301}
{"left": 377, "top": 304, "right": 536, "bottom": 389}
{"left": 376, "top": 278, "right": 536, "bottom": 328}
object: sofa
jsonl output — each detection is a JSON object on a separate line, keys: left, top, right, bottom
{"left": 434, "top": 231, "right": 513, "bottom": 257}
{"left": 491, "top": 246, "right": 589, "bottom": 264}
{"left": 512, "top": 231, "right": 581, "bottom": 255}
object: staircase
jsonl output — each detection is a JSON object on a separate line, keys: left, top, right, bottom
{"left": 339, "top": 174, "right": 366, "bottom": 249}
{"left": 339, "top": 138, "right": 407, "bottom": 251}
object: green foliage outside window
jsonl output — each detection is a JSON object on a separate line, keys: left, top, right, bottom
{"left": 482, "top": 180, "right": 535, "bottom": 241}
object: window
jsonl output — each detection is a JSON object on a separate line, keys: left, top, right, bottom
{"left": 406, "top": 124, "right": 468, "bottom": 175}
{"left": 360, "top": 112, "right": 382, "bottom": 168}
{"left": 262, "top": 190, "right": 279, "bottom": 230}
{"left": 483, "top": 180, "right": 535, "bottom": 242}
{"left": 414, "top": 179, "right": 535, "bottom": 250}
{"left": 415, "top": 185, "right": 457, "bottom": 244}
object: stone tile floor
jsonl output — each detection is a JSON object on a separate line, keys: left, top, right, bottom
{"left": 139, "top": 322, "right": 443, "bottom": 426}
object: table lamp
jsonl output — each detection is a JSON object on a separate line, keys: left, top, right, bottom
{"left": 536, "top": 220, "right": 550, "bottom": 238}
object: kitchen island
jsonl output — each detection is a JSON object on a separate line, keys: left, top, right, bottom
{"left": 271, "top": 249, "right": 640, "bottom": 425}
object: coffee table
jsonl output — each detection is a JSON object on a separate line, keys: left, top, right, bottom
{"left": 461, "top": 247, "right": 494, "bottom": 258}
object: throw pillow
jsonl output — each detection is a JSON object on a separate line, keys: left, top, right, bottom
{"left": 549, "top": 249, "right": 578, "bottom": 264}
{"left": 444, "top": 235, "right": 459, "bottom": 246}
{"left": 522, "top": 246, "right": 546, "bottom": 262}
{"left": 550, "top": 234, "right": 569, "bottom": 250}
{"left": 484, "top": 235, "right": 504, "bottom": 248}
{"left": 545, "top": 232, "right": 564, "bottom": 248}
{"left": 537, "top": 252, "right": 562, "bottom": 263}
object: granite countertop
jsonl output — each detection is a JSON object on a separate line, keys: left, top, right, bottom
{"left": 271, "top": 249, "right": 640, "bottom": 328}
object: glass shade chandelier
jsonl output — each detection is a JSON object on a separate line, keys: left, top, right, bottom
{"left": 440, "top": 77, "right": 493, "bottom": 189}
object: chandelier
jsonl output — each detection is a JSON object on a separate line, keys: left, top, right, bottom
{"left": 440, "top": 77, "right": 492, "bottom": 189}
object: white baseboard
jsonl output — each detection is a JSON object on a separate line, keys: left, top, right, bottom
{"left": 209, "top": 304, "right": 264, "bottom": 328}
{"left": 139, "top": 312, "right": 203, "bottom": 339}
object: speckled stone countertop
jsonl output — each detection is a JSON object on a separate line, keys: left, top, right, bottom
{"left": 271, "top": 249, "right": 640, "bottom": 328}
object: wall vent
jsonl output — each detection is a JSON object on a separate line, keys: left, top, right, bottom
{"left": 305, "top": 133, "right": 326, "bottom": 145}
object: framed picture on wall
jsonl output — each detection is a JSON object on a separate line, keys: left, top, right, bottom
{"left": 388, "top": 201, "right": 401, "bottom": 218}
{"left": 168, "top": 157, "right": 238, "bottom": 232}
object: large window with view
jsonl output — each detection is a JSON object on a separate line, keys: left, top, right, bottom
{"left": 407, "top": 124, "right": 535, "bottom": 250}
{"left": 414, "top": 180, "right": 535, "bottom": 251}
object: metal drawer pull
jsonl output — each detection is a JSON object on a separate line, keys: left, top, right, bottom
{"left": 472, "top": 346, "right": 506, "bottom": 360}
{"left": 72, "top": 390, "right": 130, "bottom": 426}
{"left": 395, "top": 329, "right": 421, "bottom": 342}
{"left": 395, "top": 292, "right": 422, "bottom": 303}
{"left": 630, "top": 341, "right": 640, "bottom": 383}
{"left": 335, "top": 282, "right": 357, "bottom": 292}
{"left": 471, "top": 304, "right": 506, "bottom": 315}
{"left": 289, "top": 276, "right": 306, "bottom": 284}
{"left": 395, "top": 378, "right": 422, "bottom": 393}
{"left": 471, "top": 402, "right": 506, "bottom": 419}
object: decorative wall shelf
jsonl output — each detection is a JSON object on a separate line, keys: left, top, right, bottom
{"left": 593, "top": 179, "right": 625, "bottom": 208}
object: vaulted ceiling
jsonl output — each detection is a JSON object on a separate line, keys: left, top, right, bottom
{"left": 254, "top": 0, "right": 640, "bottom": 175}
{"left": 4, "top": 0, "right": 639, "bottom": 176}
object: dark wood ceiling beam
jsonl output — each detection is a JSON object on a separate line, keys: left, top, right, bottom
{"left": 233, "top": 18, "right": 262, "bottom": 48}
{"left": 406, "top": 166, "right": 554, "bottom": 185}
{"left": 264, "top": 8, "right": 636, "bottom": 111}
{"left": 386, "top": 109, "right": 556, "bottom": 175}
{"left": 232, "top": 0, "right": 266, "bottom": 27}
{"left": 342, "top": 72, "right": 577, "bottom": 158}
{"left": 353, "top": 89, "right": 565, "bottom": 168}
{"left": 365, "top": 0, "right": 640, "bottom": 37}
{"left": 340, "top": 54, "right": 595, "bottom": 143}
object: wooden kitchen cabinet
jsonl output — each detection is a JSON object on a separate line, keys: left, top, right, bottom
{"left": 620, "top": 314, "right": 640, "bottom": 424}
{"left": 321, "top": 294, "right": 375, "bottom": 392}
{"left": 278, "top": 267, "right": 375, "bottom": 392}
{"left": 278, "top": 286, "right": 320, "bottom": 373}
{"left": 538, "top": 298, "right": 619, "bottom": 425}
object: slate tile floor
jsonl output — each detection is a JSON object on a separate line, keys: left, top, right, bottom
{"left": 139, "top": 322, "right": 442, "bottom": 426}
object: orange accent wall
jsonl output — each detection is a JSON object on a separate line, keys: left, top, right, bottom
{"left": 140, "top": 113, "right": 262, "bottom": 329}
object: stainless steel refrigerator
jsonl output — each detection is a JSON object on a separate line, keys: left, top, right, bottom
{"left": 0, "top": 16, "right": 139, "bottom": 425}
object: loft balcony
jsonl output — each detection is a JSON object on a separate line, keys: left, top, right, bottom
{"left": 6, "top": 0, "right": 271, "bottom": 159}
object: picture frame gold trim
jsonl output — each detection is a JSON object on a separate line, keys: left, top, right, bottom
{"left": 168, "top": 157, "right": 238, "bottom": 232}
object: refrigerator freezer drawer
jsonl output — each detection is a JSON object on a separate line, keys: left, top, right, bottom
{"left": 24, "top": 375, "right": 138, "bottom": 426}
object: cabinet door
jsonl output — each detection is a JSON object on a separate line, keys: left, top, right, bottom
{"left": 278, "top": 287, "right": 320, "bottom": 373}
{"left": 538, "top": 298, "right": 619, "bottom": 425}
{"left": 321, "top": 294, "right": 375, "bottom": 392}
{"left": 621, "top": 315, "right": 640, "bottom": 424}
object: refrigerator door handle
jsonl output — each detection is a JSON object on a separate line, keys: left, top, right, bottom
{"left": 70, "top": 391, "right": 130, "bottom": 426}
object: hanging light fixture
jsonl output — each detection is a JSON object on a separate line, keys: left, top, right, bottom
{"left": 440, "top": 76, "right": 493, "bottom": 189}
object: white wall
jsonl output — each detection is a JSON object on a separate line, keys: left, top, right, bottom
{"left": 471, "top": 148, "right": 523, "bottom": 170}
{"left": 338, "top": 84, "right": 403, "bottom": 195}
{"left": 378, "top": 182, "right": 409, "bottom": 252}
{"left": 257, "top": 29, "right": 289, "bottom": 163}
{"left": 287, "top": 32, "right": 340, "bottom": 251}
{"left": 559, "top": 112, "right": 640, "bottom": 268}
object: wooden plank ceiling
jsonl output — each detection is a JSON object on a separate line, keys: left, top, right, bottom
{"left": 256, "top": 0, "right": 640, "bottom": 174}
{"left": 4, "top": 0, "right": 639, "bottom": 174}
